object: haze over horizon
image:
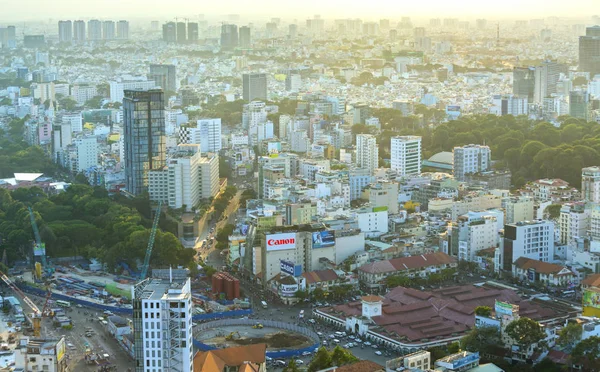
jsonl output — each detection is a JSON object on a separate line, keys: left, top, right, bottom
{"left": 2, "top": 0, "right": 599, "bottom": 22}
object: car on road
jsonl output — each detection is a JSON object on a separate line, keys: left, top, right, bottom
{"left": 296, "top": 360, "right": 304, "bottom": 365}
{"left": 302, "top": 351, "right": 311, "bottom": 356}
{"left": 76, "top": 304, "right": 83, "bottom": 308}
{"left": 364, "top": 341, "right": 372, "bottom": 346}
{"left": 375, "top": 351, "right": 382, "bottom": 356}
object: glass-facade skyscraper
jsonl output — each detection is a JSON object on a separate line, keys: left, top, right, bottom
{"left": 579, "top": 26, "right": 600, "bottom": 78}
{"left": 124, "top": 89, "right": 166, "bottom": 196}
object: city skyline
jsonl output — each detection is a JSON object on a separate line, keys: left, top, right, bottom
{"left": 2, "top": 0, "right": 599, "bottom": 21}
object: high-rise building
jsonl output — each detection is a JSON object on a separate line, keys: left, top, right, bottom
{"left": 151, "top": 21, "right": 159, "bottom": 31}
{"left": 73, "top": 20, "right": 86, "bottom": 43}
{"left": 58, "top": 20, "right": 72, "bottom": 43}
{"left": 356, "top": 134, "right": 379, "bottom": 175}
{"left": 117, "top": 20, "right": 129, "bottom": 39}
{"left": 103, "top": 21, "right": 115, "bottom": 40}
{"left": 582, "top": 166, "right": 600, "bottom": 203}
{"left": 88, "top": 19, "right": 102, "bottom": 41}
{"left": 132, "top": 277, "right": 193, "bottom": 372}
{"left": 123, "top": 89, "right": 166, "bottom": 196}
{"left": 187, "top": 22, "right": 198, "bottom": 42}
{"left": 109, "top": 80, "right": 157, "bottom": 103}
{"left": 490, "top": 95, "right": 528, "bottom": 116}
{"left": 559, "top": 202, "right": 589, "bottom": 245}
{"left": 501, "top": 196, "right": 534, "bottom": 224}
{"left": 178, "top": 119, "right": 222, "bottom": 153}
{"left": 453, "top": 144, "right": 491, "bottom": 181}
{"left": 177, "top": 22, "right": 187, "bottom": 43}
{"left": 242, "top": 73, "right": 267, "bottom": 101}
{"left": 221, "top": 24, "right": 238, "bottom": 48}
{"left": 149, "top": 64, "right": 177, "bottom": 93}
{"left": 73, "top": 137, "right": 98, "bottom": 172}
{"left": 513, "top": 67, "right": 535, "bottom": 102}
{"left": 533, "top": 60, "right": 568, "bottom": 104}
{"left": 503, "top": 220, "right": 554, "bottom": 270}
{"left": 569, "top": 90, "right": 590, "bottom": 119}
{"left": 0, "top": 26, "right": 17, "bottom": 48}
{"left": 579, "top": 26, "right": 600, "bottom": 78}
{"left": 390, "top": 136, "right": 422, "bottom": 176}
{"left": 239, "top": 26, "right": 251, "bottom": 48}
{"left": 288, "top": 24, "right": 298, "bottom": 39}
{"left": 162, "top": 22, "right": 177, "bottom": 43}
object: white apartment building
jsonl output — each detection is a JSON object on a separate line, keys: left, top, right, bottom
{"left": 290, "top": 130, "right": 310, "bottom": 153}
{"left": 249, "top": 120, "right": 274, "bottom": 146}
{"left": 390, "top": 136, "right": 421, "bottom": 176}
{"left": 195, "top": 119, "right": 222, "bottom": 152}
{"left": 501, "top": 195, "right": 534, "bottom": 224}
{"left": 149, "top": 145, "right": 219, "bottom": 211}
{"left": 503, "top": 220, "right": 554, "bottom": 269}
{"left": 14, "top": 337, "right": 68, "bottom": 372}
{"left": 582, "top": 166, "right": 600, "bottom": 203}
{"left": 451, "top": 192, "right": 503, "bottom": 220}
{"left": 231, "top": 133, "right": 249, "bottom": 146}
{"left": 559, "top": 202, "right": 590, "bottom": 245}
{"left": 242, "top": 101, "right": 268, "bottom": 129}
{"left": 61, "top": 112, "right": 83, "bottom": 133}
{"left": 70, "top": 85, "right": 98, "bottom": 105}
{"left": 109, "top": 80, "right": 157, "bottom": 103}
{"left": 453, "top": 144, "right": 491, "bottom": 181}
{"left": 457, "top": 215, "right": 498, "bottom": 262}
{"left": 361, "top": 181, "right": 400, "bottom": 214}
{"left": 299, "top": 159, "right": 330, "bottom": 181}
{"left": 356, "top": 207, "right": 389, "bottom": 237}
{"left": 72, "top": 137, "right": 98, "bottom": 172}
{"left": 132, "top": 278, "right": 193, "bottom": 372}
{"left": 356, "top": 134, "right": 379, "bottom": 175}
{"left": 490, "top": 95, "right": 528, "bottom": 116}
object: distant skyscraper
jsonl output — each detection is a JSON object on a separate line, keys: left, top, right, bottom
{"left": 0, "top": 26, "right": 16, "bottom": 48}
{"left": 177, "top": 22, "right": 187, "bottom": 43}
{"left": 356, "top": 134, "right": 379, "bottom": 175}
{"left": 513, "top": 67, "right": 535, "bottom": 102}
{"left": 162, "top": 22, "right": 177, "bottom": 43}
{"left": 391, "top": 136, "right": 422, "bottom": 176}
{"left": 103, "top": 21, "right": 115, "bottom": 40}
{"left": 533, "top": 60, "right": 567, "bottom": 104}
{"left": 569, "top": 90, "right": 590, "bottom": 120}
{"left": 58, "top": 21, "right": 72, "bottom": 43}
{"left": 149, "top": 64, "right": 177, "bottom": 92}
{"left": 151, "top": 21, "right": 159, "bottom": 31}
{"left": 73, "top": 20, "right": 85, "bottom": 43}
{"left": 116, "top": 20, "right": 129, "bottom": 39}
{"left": 579, "top": 26, "right": 600, "bottom": 78}
{"left": 289, "top": 24, "right": 298, "bottom": 39}
{"left": 187, "top": 22, "right": 198, "bottom": 42}
{"left": 221, "top": 24, "right": 238, "bottom": 48}
{"left": 88, "top": 20, "right": 102, "bottom": 41}
{"left": 123, "top": 89, "right": 166, "bottom": 196}
{"left": 239, "top": 26, "right": 251, "bottom": 48}
{"left": 242, "top": 73, "right": 267, "bottom": 101}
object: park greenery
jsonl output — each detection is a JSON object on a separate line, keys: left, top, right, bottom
{"left": 307, "top": 346, "right": 358, "bottom": 372}
{"left": 0, "top": 185, "right": 194, "bottom": 273}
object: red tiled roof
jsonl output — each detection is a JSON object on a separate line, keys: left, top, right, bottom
{"left": 302, "top": 269, "right": 339, "bottom": 284}
{"left": 333, "top": 360, "right": 385, "bottom": 372}
{"left": 193, "top": 344, "right": 266, "bottom": 372}
{"left": 582, "top": 274, "right": 600, "bottom": 287}
{"left": 359, "top": 252, "right": 456, "bottom": 274}
{"left": 513, "top": 257, "right": 574, "bottom": 275}
{"left": 362, "top": 295, "right": 383, "bottom": 303}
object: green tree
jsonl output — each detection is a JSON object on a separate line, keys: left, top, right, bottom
{"left": 308, "top": 347, "right": 332, "bottom": 372}
{"left": 460, "top": 326, "right": 501, "bottom": 353}
{"left": 505, "top": 317, "right": 547, "bottom": 356}
{"left": 532, "top": 358, "right": 562, "bottom": 372}
{"left": 330, "top": 345, "right": 359, "bottom": 366}
{"left": 572, "top": 336, "right": 600, "bottom": 371}
{"left": 283, "top": 359, "right": 300, "bottom": 372}
{"left": 474, "top": 306, "right": 492, "bottom": 317}
{"left": 58, "top": 96, "right": 77, "bottom": 111}
{"left": 312, "top": 288, "right": 326, "bottom": 301}
{"left": 557, "top": 322, "right": 583, "bottom": 348}
{"left": 294, "top": 290, "right": 308, "bottom": 300}
{"left": 544, "top": 204, "right": 562, "bottom": 220}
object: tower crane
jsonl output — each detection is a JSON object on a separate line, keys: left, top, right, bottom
{"left": 139, "top": 201, "right": 162, "bottom": 280}
{"left": 0, "top": 270, "right": 42, "bottom": 337}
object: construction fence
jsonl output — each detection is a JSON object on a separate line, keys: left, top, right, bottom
{"left": 193, "top": 318, "right": 321, "bottom": 359}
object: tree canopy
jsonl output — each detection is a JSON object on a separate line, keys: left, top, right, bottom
{"left": 505, "top": 317, "right": 547, "bottom": 355}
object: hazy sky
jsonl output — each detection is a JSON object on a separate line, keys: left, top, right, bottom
{"left": 2, "top": 0, "right": 598, "bottom": 21}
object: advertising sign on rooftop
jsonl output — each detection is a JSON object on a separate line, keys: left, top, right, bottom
{"left": 266, "top": 233, "right": 296, "bottom": 251}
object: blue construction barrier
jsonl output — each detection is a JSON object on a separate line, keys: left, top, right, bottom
{"left": 266, "top": 343, "right": 321, "bottom": 359}
{"left": 192, "top": 309, "right": 252, "bottom": 321}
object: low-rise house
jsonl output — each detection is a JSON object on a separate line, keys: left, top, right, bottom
{"left": 512, "top": 257, "right": 576, "bottom": 287}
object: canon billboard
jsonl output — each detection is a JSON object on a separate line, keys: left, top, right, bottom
{"left": 266, "top": 233, "right": 297, "bottom": 251}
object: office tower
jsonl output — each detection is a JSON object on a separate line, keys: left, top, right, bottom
{"left": 242, "top": 73, "right": 267, "bottom": 101}
{"left": 239, "top": 26, "right": 251, "bottom": 48}
{"left": 533, "top": 60, "right": 567, "bottom": 104}
{"left": 88, "top": 20, "right": 102, "bottom": 41}
{"left": 503, "top": 220, "right": 554, "bottom": 270}
{"left": 513, "top": 67, "right": 535, "bottom": 102}
{"left": 133, "top": 277, "right": 193, "bottom": 372}
{"left": 285, "top": 72, "right": 301, "bottom": 92}
{"left": 490, "top": 95, "right": 528, "bottom": 116}
{"left": 102, "top": 21, "right": 115, "bottom": 40}
{"left": 179, "top": 119, "right": 222, "bottom": 153}
{"left": 502, "top": 196, "right": 534, "bottom": 224}
{"left": 151, "top": 21, "right": 159, "bottom": 31}
{"left": 177, "top": 22, "right": 186, "bottom": 43}
{"left": 73, "top": 20, "right": 86, "bottom": 43}
{"left": 389, "top": 29, "right": 398, "bottom": 41}
{"left": 582, "top": 166, "right": 600, "bottom": 203}
{"left": 356, "top": 134, "right": 379, "bottom": 175}
{"left": 569, "top": 90, "right": 590, "bottom": 120}
{"left": 149, "top": 64, "right": 177, "bottom": 93}
{"left": 162, "top": 22, "right": 177, "bottom": 42}
{"left": 221, "top": 24, "right": 238, "bottom": 48}
{"left": 73, "top": 137, "right": 98, "bottom": 172}
{"left": 266, "top": 22, "right": 277, "bottom": 37}
{"left": 430, "top": 18, "right": 441, "bottom": 27}
{"left": 289, "top": 24, "right": 297, "bottom": 38}
{"left": 453, "top": 144, "right": 491, "bottom": 181}
{"left": 58, "top": 20, "right": 72, "bottom": 43}
{"left": 0, "top": 26, "right": 16, "bottom": 48}
{"left": 117, "top": 20, "right": 129, "bottom": 39}
{"left": 109, "top": 80, "right": 157, "bottom": 103}
{"left": 123, "top": 89, "right": 166, "bottom": 196}
{"left": 391, "top": 136, "right": 422, "bottom": 176}
{"left": 579, "top": 26, "right": 600, "bottom": 78}
{"left": 352, "top": 103, "right": 370, "bottom": 124}
{"left": 187, "top": 22, "right": 198, "bottom": 42}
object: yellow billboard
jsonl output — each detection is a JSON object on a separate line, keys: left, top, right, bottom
{"left": 56, "top": 338, "right": 66, "bottom": 362}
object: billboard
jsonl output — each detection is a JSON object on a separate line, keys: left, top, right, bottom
{"left": 33, "top": 243, "right": 46, "bottom": 257}
{"left": 495, "top": 300, "right": 518, "bottom": 317}
{"left": 437, "top": 352, "right": 479, "bottom": 369}
{"left": 312, "top": 230, "right": 335, "bottom": 249}
{"left": 280, "top": 260, "right": 295, "bottom": 276}
{"left": 56, "top": 338, "right": 66, "bottom": 362}
{"left": 266, "top": 233, "right": 296, "bottom": 251}
{"left": 583, "top": 289, "right": 600, "bottom": 309}
{"left": 281, "top": 283, "right": 299, "bottom": 297}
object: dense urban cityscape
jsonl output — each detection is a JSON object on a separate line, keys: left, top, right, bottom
{"left": 1, "top": 3, "right": 600, "bottom": 372}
